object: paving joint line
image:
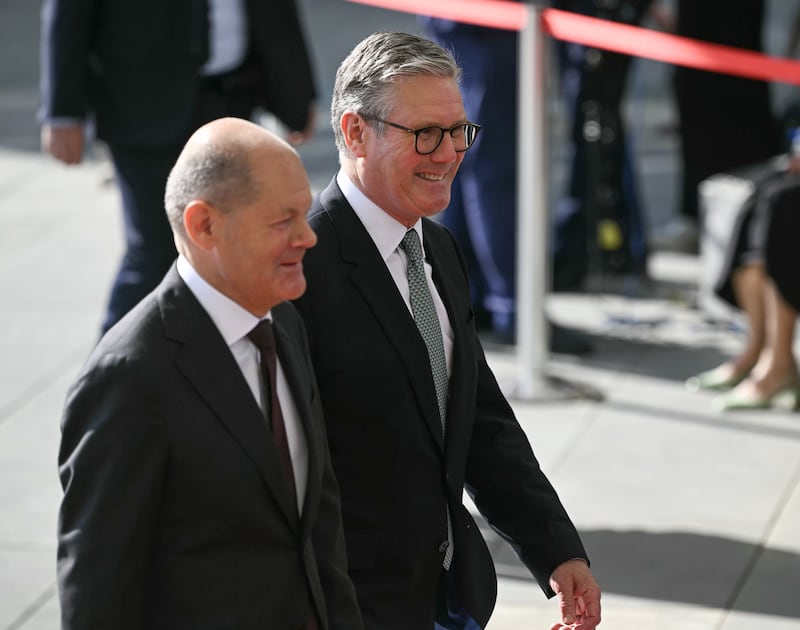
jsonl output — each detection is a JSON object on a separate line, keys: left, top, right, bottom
{"left": 0, "top": 344, "right": 90, "bottom": 428}
{"left": 5, "top": 582, "right": 56, "bottom": 630}
{"left": 715, "top": 453, "right": 800, "bottom": 628}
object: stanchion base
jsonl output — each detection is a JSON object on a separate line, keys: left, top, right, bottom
{"left": 502, "top": 372, "right": 605, "bottom": 403}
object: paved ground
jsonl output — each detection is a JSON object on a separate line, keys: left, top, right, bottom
{"left": 1, "top": 0, "right": 799, "bottom": 628}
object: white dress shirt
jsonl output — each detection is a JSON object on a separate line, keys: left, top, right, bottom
{"left": 201, "top": 0, "right": 248, "bottom": 76}
{"left": 336, "top": 170, "right": 454, "bottom": 377}
{"left": 177, "top": 256, "right": 309, "bottom": 513}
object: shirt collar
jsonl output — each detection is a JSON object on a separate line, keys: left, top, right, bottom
{"left": 176, "top": 255, "right": 271, "bottom": 345}
{"left": 336, "top": 169, "right": 424, "bottom": 261}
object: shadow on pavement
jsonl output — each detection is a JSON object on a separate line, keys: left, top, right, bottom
{"left": 482, "top": 526, "right": 800, "bottom": 619}
{"left": 604, "top": 399, "right": 800, "bottom": 441}
{"left": 581, "top": 335, "right": 737, "bottom": 384}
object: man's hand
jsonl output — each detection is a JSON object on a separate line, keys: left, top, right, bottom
{"left": 548, "top": 559, "right": 601, "bottom": 629}
{"left": 41, "top": 124, "right": 85, "bottom": 165}
{"left": 286, "top": 104, "right": 317, "bottom": 146}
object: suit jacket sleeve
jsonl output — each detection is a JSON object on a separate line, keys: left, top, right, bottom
{"left": 467, "top": 345, "right": 588, "bottom": 595}
{"left": 39, "top": 0, "right": 96, "bottom": 121}
{"left": 58, "top": 352, "right": 168, "bottom": 629}
{"left": 442, "top": 228, "right": 589, "bottom": 596}
{"left": 247, "top": 0, "right": 317, "bottom": 132}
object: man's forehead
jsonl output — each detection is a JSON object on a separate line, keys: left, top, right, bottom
{"left": 388, "top": 76, "right": 465, "bottom": 118}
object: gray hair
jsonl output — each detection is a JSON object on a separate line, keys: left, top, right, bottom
{"left": 330, "top": 31, "right": 461, "bottom": 156}
{"left": 164, "top": 145, "right": 259, "bottom": 239}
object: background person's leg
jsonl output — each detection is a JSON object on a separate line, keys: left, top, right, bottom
{"left": 102, "top": 144, "right": 182, "bottom": 332}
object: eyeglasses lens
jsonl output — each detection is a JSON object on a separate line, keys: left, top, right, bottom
{"left": 416, "top": 124, "right": 477, "bottom": 154}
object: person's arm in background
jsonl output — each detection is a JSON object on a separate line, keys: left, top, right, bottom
{"left": 286, "top": 104, "right": 317, "bottom": 146}
{"left": 39, "top": 0, "right": 94, "bottom": 164}
{"left": 251, "top": 0, "right": 318, "bottom": 147}
{"left": 42, "top": 121, "right": 85, "bottom": 165}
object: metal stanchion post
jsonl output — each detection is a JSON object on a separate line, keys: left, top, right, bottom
{"left": 511, "top": 3, "right": 602, "bottom": 402}
{"left": 512, "top": 2, "right": 548, "bottom": 400}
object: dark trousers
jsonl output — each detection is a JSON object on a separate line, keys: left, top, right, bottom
{"left": 102, "top": 144, "right": 182, "bottom": 332}
{"left": 101, "top": 64, "right": 259, "bottom": 332}
{"left": 435, "top": 570, "right": 482, "bottom": 630}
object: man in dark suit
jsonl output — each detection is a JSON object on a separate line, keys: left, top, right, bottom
{"left": 39, "top": 0, "right": 317, "bottom": 333}
{"left": 57, "top": 117, "right": 362, "bottom": 630}
{"left": 293, "top": 32, "right": 601, "bottom": 630}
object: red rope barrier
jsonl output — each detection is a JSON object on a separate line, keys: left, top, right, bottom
{"left": 344, "top": 0, "right": 800, "bottom": 86}
{"left": 543, "top": 8, "right": 800, "bottom": 86}
{"left": 345, "top": 0, "right": 525, "bottom": 31}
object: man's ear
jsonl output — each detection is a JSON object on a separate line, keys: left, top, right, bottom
{"left": 183, "top": 200, "right": 217, "bottom": 250}
{"left": 341, "top": 112, "right": 368, "bottom": 157}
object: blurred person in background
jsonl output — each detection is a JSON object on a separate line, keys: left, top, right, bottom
{"left": 653, "top": 0, "right": 782, "bottom": 253}
{"left": 682, "top": 2, "right": 800, "bottom": 411}
{"left": 686, "top": 133, "right": 800, "bottom": 412}
{"left": 39, "top": 0, "right": 317, "bottom": 333}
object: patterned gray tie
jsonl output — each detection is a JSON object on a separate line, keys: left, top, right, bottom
{"left": 400, "top": 228, "right": 453, "bottom": 569}
{"left": 401, "top": 229, "right": 449, "bottom": 426}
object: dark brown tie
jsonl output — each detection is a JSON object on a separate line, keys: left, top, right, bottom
{"left": 248, "top": 320, "right": 297, "bottom": 509}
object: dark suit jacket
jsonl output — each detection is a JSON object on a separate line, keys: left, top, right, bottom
{"left": 39, "top": 0, "right": 316, "bottom": 146}
{"left": 57, "top": 265, "right": 362, "bottom": 630}
{"left": 292, "top": 179, "right": 589, "bottom": 629}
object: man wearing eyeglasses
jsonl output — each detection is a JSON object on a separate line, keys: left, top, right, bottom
{"left": 292, "top": 32, "right": 601, "bottom": 630}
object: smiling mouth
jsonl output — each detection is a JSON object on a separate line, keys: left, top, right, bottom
{"left": 417, "top": 173, "right": 446, "bottom": 182}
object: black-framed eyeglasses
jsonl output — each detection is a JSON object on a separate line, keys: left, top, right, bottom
{"left": 362, "top": 115, "right": 481, "bottom": 155}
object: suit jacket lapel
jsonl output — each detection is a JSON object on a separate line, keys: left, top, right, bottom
{"left": 271, "top": 305, "right": 320, "bottom": 537}
{"left": 318, "top": 182, "right": 445, "bottom": 450}
{"left": 158, "top": 266, "right": 299, "bottom": 528}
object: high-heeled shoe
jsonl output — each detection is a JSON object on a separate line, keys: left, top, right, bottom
{"left": 685, "top": 367, "right": 749, "bottom": 392}
{"left": 714, "top": 383, "right": 800, "bottom": 412}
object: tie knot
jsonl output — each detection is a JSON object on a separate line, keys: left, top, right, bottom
{"left": 247, "top": 320, "right": 276, "bottom": 354}
{"left": 400, "top": 229, "right": 423, "bottom": 264}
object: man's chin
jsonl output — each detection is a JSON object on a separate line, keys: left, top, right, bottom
{"left": 418, "top": 198, "right": 449, "bottom": 218}
{"left": 280, "top": 279, "right": 308, "bottom": 303}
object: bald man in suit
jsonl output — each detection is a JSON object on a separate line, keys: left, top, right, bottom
{"left": 57, "top": 118, "right": 361, "bottom": 630}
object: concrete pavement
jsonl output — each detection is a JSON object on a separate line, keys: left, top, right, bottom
{"left": 2, "top": 0, "right": 799, "bottom": 628}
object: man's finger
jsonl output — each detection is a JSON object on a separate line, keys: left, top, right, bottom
{"left": 559, "top": 591, "right": 576, "bottom": 625}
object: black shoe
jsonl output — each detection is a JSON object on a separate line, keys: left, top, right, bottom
{"left": 549, "top": 323, "right": 593, "bottom": 356}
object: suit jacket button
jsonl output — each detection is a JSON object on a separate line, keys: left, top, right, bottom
{"left": 438, "top": 541, "right": 450, "bottom": 553}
